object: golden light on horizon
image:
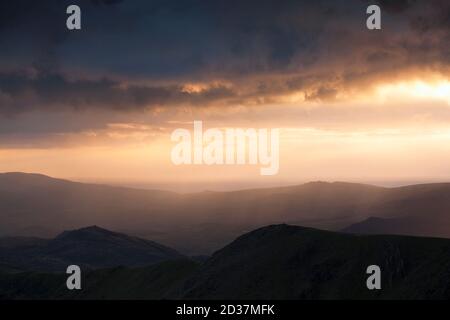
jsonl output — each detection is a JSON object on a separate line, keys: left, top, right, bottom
{"left": 276, "top": 75, "right": 450, "bottom": 106}
{"left": 375, "top": 79, "right": 450, "bottom": 104}
{"left": 2, "top": 73, "right": 450, "bottom": 188}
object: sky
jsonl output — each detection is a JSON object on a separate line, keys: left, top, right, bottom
{"left": 0, "top": 0, "right": 449, "bottom": 191}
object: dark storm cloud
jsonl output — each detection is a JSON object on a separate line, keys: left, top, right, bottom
{"left": 0, "top": 0, "right": 448, "bottom": 115}
{"left": 375, "top": 0, "right": 416, "bottom": 13}
{"left": 0, "top": 71, "right": 236, "bottom": 114}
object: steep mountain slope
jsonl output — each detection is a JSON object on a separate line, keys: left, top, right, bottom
{"left": 179, "top": 225, "right": 450, "bottom": 299}
{"left": 0, "top": 226, "right": 183, "bottom": 272}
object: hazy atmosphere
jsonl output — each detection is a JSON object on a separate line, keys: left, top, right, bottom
{"left": 2, "top": 0, "right": 450, "bottom": 304}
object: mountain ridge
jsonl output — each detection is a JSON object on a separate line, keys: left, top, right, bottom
{"left": 177, "top": 224, "right": 450, "bottom": 299}
{"left": 3, "top": 224, "right": 450, "bottom": 299}
{"left": 4, "top": 172, "right": 450, "bottom": 254}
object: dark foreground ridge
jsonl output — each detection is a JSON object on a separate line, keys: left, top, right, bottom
{"left": 2, "top": 224, "right": 450, "bottom": 299}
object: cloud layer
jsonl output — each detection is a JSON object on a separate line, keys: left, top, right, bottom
{"left": 0, "top": 0, "right": 448, "bottom": 114}
{"left": 0, "top": 0, "right": 449, "bottom": 149}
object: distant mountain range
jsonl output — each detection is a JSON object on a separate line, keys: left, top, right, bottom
{"left": 0, "top": 226, "right": 183, "bottom": 272}
{"left": 2, "top": 224, "right": 450, "bottom": 300}
{"left": 3, "top": 172, "right": 450, "bottom": 254}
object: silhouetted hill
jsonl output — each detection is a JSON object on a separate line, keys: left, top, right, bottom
{"left": 179, "top": 225, "right": 450, "bottom": 299}
{"left": 2, "top": 225, "right": 450, "bottom": 299}
{"left": 342, "top": 217, "right": 403, "bottom": 234}
{"left": 342, "top": 213, "right": 450, "bottom": 238}
{"left": 0, "top": 172, "right": 177, "bottom": 238}
{"left": 4, "top": 172, "right": 450, "bottom": 254}
{"left": 0, "top": 226, "right": 183, "bottom": 272}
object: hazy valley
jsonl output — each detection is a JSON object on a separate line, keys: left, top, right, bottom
{"left": 3, "top": 172, "right": 450, "bottom": 255}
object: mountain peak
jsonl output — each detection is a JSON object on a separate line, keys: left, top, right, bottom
{"left": 0, "top": 172, "right": 57, "bottom": 181}
{"left": 55, "top": 225, "right": 120, "bottom": 241}
{"left": 212, "top": 224, "right": 321, "bottom": 257}
{"left": 76, "top": 225, "right": 110, "bottom": 233}
{"left": 6, "top": 226, "right": 185, "bottom": 272}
